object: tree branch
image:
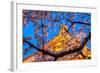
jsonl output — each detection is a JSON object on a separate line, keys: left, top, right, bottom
{"left": 23, "top": 32, "right": 90, "bottom": 60}
{"left": 54, "top": 32, "right": 91, "bottom": 58}
{"left": 23, "top": 39, "right": 56, "bottom": 57}
{"left": 67, "top": 19, "right": 91, "bottom": 32}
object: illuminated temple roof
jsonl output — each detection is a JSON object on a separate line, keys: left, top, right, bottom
{"left": 43, "top": 24, "right": 81, "bottom": 53}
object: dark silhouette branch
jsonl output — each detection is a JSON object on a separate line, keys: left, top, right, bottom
{"left": 54, "top": 32, "right": 91, "bottom": 58}
{"left": 23, "top": 39, "right": 56, "bottom": 57}
{"left": 67, "top": 19, "right": 90, "bottom": 25}
{"left": 67, "top": 19, "right": 91, "bottom": 32}
{"left": 23, "top": 32, "right": 90, "bottom": 60}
